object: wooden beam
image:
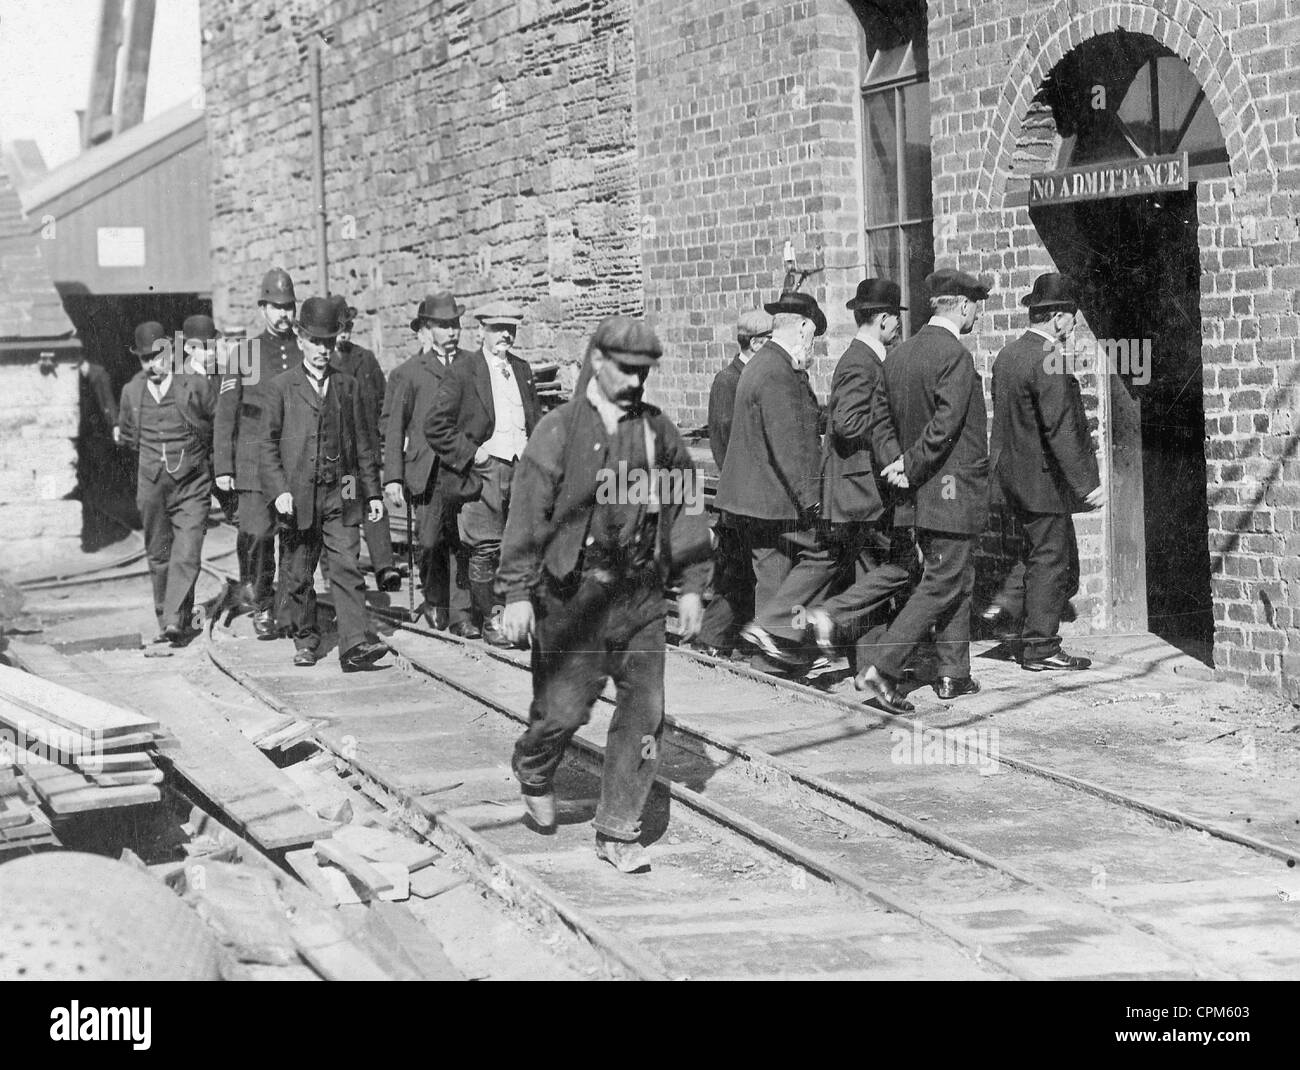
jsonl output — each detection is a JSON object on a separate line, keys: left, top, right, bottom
{"left": 84, "top": 0, "right": 124, "bottom": 147}
{"left": 115, "top": 0, "right": 156, "bottom": 135}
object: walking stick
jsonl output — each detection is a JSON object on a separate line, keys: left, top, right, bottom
{"left": 405, "top": 490, "right": 416, "bottom": 622}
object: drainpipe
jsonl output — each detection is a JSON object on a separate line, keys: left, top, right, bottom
{"left": 308, "top": 35, "right": 328, "bottom": 295}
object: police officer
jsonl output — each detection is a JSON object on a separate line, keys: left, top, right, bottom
{"left": 328, "top": 295, "right": 400, "bottom": 593}
{"left": 694, "top": 308, "right": 771, "bottom": 656}
{"left": 425, "top": 300, "right": 540, "bottom": 646}
{"left": 714, "top": 290, "right": 834, "bottom": 671}
{"left": 382, "top": 293, "right": 475, "bottom": 633}
{"left": 260, "top": 297, "right": 388, "bottom": 672}
{"left": 856, "top": 268, "right": 992, "bottom": 712}
{"left": 805, "top": 279, "right": 914, "bottom": 665}
{"left": 498, "top": 316, "right": 711, "bottom": 873}
{"left": 214, "top": 268, "right": 303, "bottom": 636}
{"left": 117, "top": 322, "right": 216, "bottom": 647}
{"left": 986, "top": 272, "right": 1104, "bottom": 670}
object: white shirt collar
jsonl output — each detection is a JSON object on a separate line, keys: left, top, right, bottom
{"left": 585, "top": 376, "right": 625, "bottom": 435}
{"left": 1027, "top": 324, "right": 1057, "bottom": 344}
{"left": 147, "top": 373, "right": 173, "bottom": 400}
{"left": 926, "top": 316, "right": 962, "bottom": 339}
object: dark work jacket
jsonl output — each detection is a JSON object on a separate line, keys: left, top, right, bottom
{"left": 214, "top": 328, "right": 302, "bottom": 490}
{"left": 425, "top": 349, "right": 541, "bottom": 501}
{"left": 497, "top": 394, "right": 712, "bottom": 603}
{"left": 990, "top": 330, "right": 1100, "bottom": 514}
{"left": 79, "top": 363, "right": 119, "bottom": 445}
{"left": 714, "top": 340, "right": 822, "bottom": 522}
{"left": 707, "top": 354, "right": 745, "bottom": 469}
{"left": 331, "top": 342, "right": 386, "bottom": 436}
{"left": 259, "top": 365, "right": 380, "bottom": 530}
{"left": 118, "top": 372, "right": 216, "bottom": 484}
{"left": 884, "top": 323, "right": 989, "bottom": 535}
{"left": 820, "top": 339, "right": 902, "bottom": 525}
{"left": 381, "top": 347, "right": 467, "bottom": 496}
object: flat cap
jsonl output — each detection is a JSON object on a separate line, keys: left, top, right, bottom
{"left": 591, "top": 316, "right": 663, "bottom": 366}
{"left": 926, "top": 268, "right": 991, "bottom": 301}
{"left": 763, "top": 290, "right": 827, "bottom": 336}
{"left": 472, "top": 300, "right": 525, "bottom": 326}
{"left": 736, "top": 308, "right": 774, "bottom": 341}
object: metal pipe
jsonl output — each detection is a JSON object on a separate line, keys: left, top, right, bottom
{"left": 308, "top": 35, "right": 328, "bottom": 295}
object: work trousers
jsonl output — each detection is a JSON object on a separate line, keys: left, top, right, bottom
{"left": 274, "top": 483, "right": 369, "bottom": 657}
{"left": 992, "top": 510, "right": 1079, "bottom": 660}
{"left": 460, "top": 456, "right": 514, "bottom": 622}
{"left": 819, "top": 523, "right": 916, "bottom": 661}
{"left": 863, "top": 529, "right": 975, "bottom": 681}
{"left": 362, "top": 510, "right": 396, "bottom": 575}
{"left": 512, "top": 572, "right": 665, "bottom": 842}
{"left": 747, "top": 520, "right": 839, "bottom": 643}
{"left": 138, "top": 464, "right": 211, "bottom": 632}
{"left": 411, "top": 484, "right": 471, "bottom": 623}
{"left": 696, "top": 515, "right": 755, "bottom": 651}
{"left": 235, "top": 488, "right": 278, "bottom": 607}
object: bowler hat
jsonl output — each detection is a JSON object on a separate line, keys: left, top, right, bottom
{"left": 326, "top": 294, "right": 358, "bottom": 324}
{"left": 182, "top": 314, "right": 221, "bottom": 342}
{"left": 295, "top": 296, "right": 342, "bottom": 341}
{"left": 1021, "top": 272, "right": 1078, "bottom": 311}
{"left": 473, "top": 300, "right": 525, "bottom": 327}
{"left": 410, "top": 292, "right": 463, "bottom": 332}
{"left": 736, "top": 308, "right": 774, "bottom": 342}
{"left": 846, "top": 277, "right": 905, "bottom": 312}
{"left": 258, "top": 268, "right": 297, "bottom": 305}
{"left": 591, "top": 316, "right": 663, "bottom": 367}
{"left": 926, "top": 268, "right": 991, "bottom": 301}
{"left": 129, "top": 321, "right": 169, "bottom": 356}
{"left": 763, "top": 290, "right": 827, "bottom": 336}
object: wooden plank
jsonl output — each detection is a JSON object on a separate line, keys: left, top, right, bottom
{"left": 86, "top": 769, "right": 164, "bottom": 788}
{"left": 0, "top": 660, "right": 159, "bottom": 738}
{"left": 289, "top": 917, "right": 395, "bottom": 981}
{"left": 284, "top": 848, "right": 348, "bottom": 904}
{"left": 40, "top": 784, "right": 161, "bottom": 814}
{"left": 179, "top": 862, "right": 299, "bottom": 967}
{"left": 365, "top": 901, "right": 463, "bottom": 981}
{"left": 331, "top": 823, "right": 439, "bottom": 872}
{"left": 0, "top": 796, "right": 34, "bottom": 830}
{"left": 315, "top": 838, "right": 394, "bottom": 894}
{"left": 73, "top": 752, "right": 156, "bottom": 773}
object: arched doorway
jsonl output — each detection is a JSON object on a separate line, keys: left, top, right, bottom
{"left": 1027, "top": 31, "right": 1228, "bottom": 662}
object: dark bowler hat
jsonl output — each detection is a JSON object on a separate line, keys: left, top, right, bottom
{"left": 1021, "top": 272, "right": 1078, "bottom": 311}
{"left": 295, "top": 296, "right": 342, "bottom": 341}
{"left": 926, "top": 268, "right": 991, "bottom": 301}
{"left": 129, "top": 321, "right": 169, "bottom": 356}
{"left": 763, "top": 290, "right": 827, "bottom": 336}
{"left": 258, "top": 267, "right": 297, "bottom": 305}
{"left": 326, "top": 294, "right": 359, "bottom": 324}
{"left": 846, "top": 277, "right": 905, "bottom": 312}
{"left": 410, "top": 292, "right": 463, "bottom": 331}
{"left": 182, "top": 314, "right": 221, "bottom": 342}
{"left": 591, "top": 316, "right": 663, "bottom": 367}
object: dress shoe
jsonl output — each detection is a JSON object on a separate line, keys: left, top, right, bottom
{"left": 934, "top": 676, "right": 981, "bottom": 700}
{"left": 594, "top": 833, "right": 650, "bottom": 874}
{"left": 521, "top": 790, "right": 557, "bottom": 830}
{"left": 482, "top": 609, "right": 514, "bottom": 648}
{"left": 448, "top": 620, "right": 482, "bottom": 640}
{"left": 805, "top": 609, "right": 836, "bottom": 654}
{"left": 375, "top": 567, "right": 402, "bottom": 593}
{"left": 854, "top": 665, "right": 914, "bottom": 714}
{"left": 739, "top": 623, "right": 809, "bottom": 669}
{"left": 418, "top": 604, "right": 449, "bottom": 630}
{"left": 253, "top": 609, "right": 278, "bottom": 639}
{"left": 1020, "top": 650, "right": 1091, "bottom": 671}
{"left": 293, "top": 647, "right": 319, "bottom": 667}
{"left": 340, "top": 639, "right": 389, "bottom": 673}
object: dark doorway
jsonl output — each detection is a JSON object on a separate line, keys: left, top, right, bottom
{"left": 1033, "top": 188, "right": 1213, "bottom": 661}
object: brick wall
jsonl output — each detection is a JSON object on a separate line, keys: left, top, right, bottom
{"left": 201, "top": 0, "right": 645, "bottom": 382}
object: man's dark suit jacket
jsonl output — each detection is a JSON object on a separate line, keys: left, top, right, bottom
{"left": 707, "top": 354, "right": 745, "bottom": 469}
{"left": 214, "top": 328, "right": 302, "bottom": 492}
{"left": 381, "top": 347, "right": 468, "bottom": 497}
{"left": 259, "top": 365, "right": 380, "bottom": 531}
{"left": 883, "top": 323, "right": 989, "bottom": 535}
{"left": 820, "top": 338, "right": 901, "bottom": 525}
{"left": 118, "top": 372, "right": 216, "bottom": 484}
{"left": 714, "top": 339, "right": 822, "bottom": 522}
{"left": 990, "top": 330, "right": 1100, "bottom": 514}
{"left": 425, "top": 349, "right": 540, "bottom": 501}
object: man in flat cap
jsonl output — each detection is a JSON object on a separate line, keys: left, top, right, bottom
{"left": 695, "top": 307, "right": 772, "bottom": 656}
{"left": 382, "top": 293, "right": 475, "bottom": 634}
{"left": 715, "top": 290, "right": 834, "bottom": 671}
{"left": 117, "top": 321, "right": 217, "bottom": 648}
{"left": 805, "top": 279, "right": 915, "bottom": 667}
{"left": 985, "top": 272, "right": 1104, "bottom": 670}
{"left": 215, "top": 267, "right": 303, "bottom": 636}
{"left": 856, "top": 268, "right": 992, "bottom": 711}
{"left": 497, "top": 316, "right": 711, "bottom": 873}
{"left": 328, "top": 295, "right": 400, "bottom": 593}
{"left": 260, "top": 296, "right": 389, "bottom": 672}
{"left": 426, "top": 300, "right": 540, "bottom": 646}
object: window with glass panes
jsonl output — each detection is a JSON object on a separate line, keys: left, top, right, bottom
{"left": 857, "top": 3, "right": 931, "bottom": 333}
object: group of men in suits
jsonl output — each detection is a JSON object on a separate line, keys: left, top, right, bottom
{"left": 707, "top": 268, "right": 1104, "bottom": 713}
